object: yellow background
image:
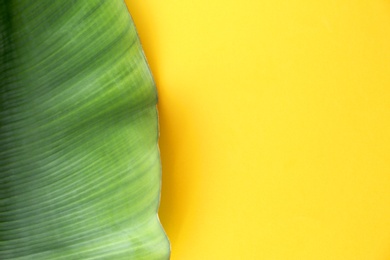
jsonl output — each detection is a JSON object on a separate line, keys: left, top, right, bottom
{"left": 125, "top": 1, "right": 390, "bottom": 259}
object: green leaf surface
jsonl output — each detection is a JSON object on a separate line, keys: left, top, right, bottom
{"left": 0, "top": 1, "right": 170, "bottom": 259}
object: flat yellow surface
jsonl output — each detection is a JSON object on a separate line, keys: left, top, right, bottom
{"left": 125, "top": 1, "right": 390, "bottom": 259}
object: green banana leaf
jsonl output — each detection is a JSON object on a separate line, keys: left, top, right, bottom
{"left": 0, "top": 0, "right": 170, "bottom": 259}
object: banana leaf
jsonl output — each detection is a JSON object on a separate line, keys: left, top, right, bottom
{"left": 0, "top": 0, "right": 170, "bottom": 259}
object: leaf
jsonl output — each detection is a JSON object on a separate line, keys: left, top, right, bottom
{"left": 0, "top": 1, "right": 170, "bottom": 259}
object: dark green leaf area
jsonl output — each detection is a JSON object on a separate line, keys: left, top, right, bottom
{"left": 0, "top": 1, "right": 169, "bottom": 259}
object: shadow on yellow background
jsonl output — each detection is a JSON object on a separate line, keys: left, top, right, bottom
{"left": 124, "top": 0, "right": 191, "bottom": 245}
{"left": 126, "top": 1, "right": 390, "bottom": 259}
